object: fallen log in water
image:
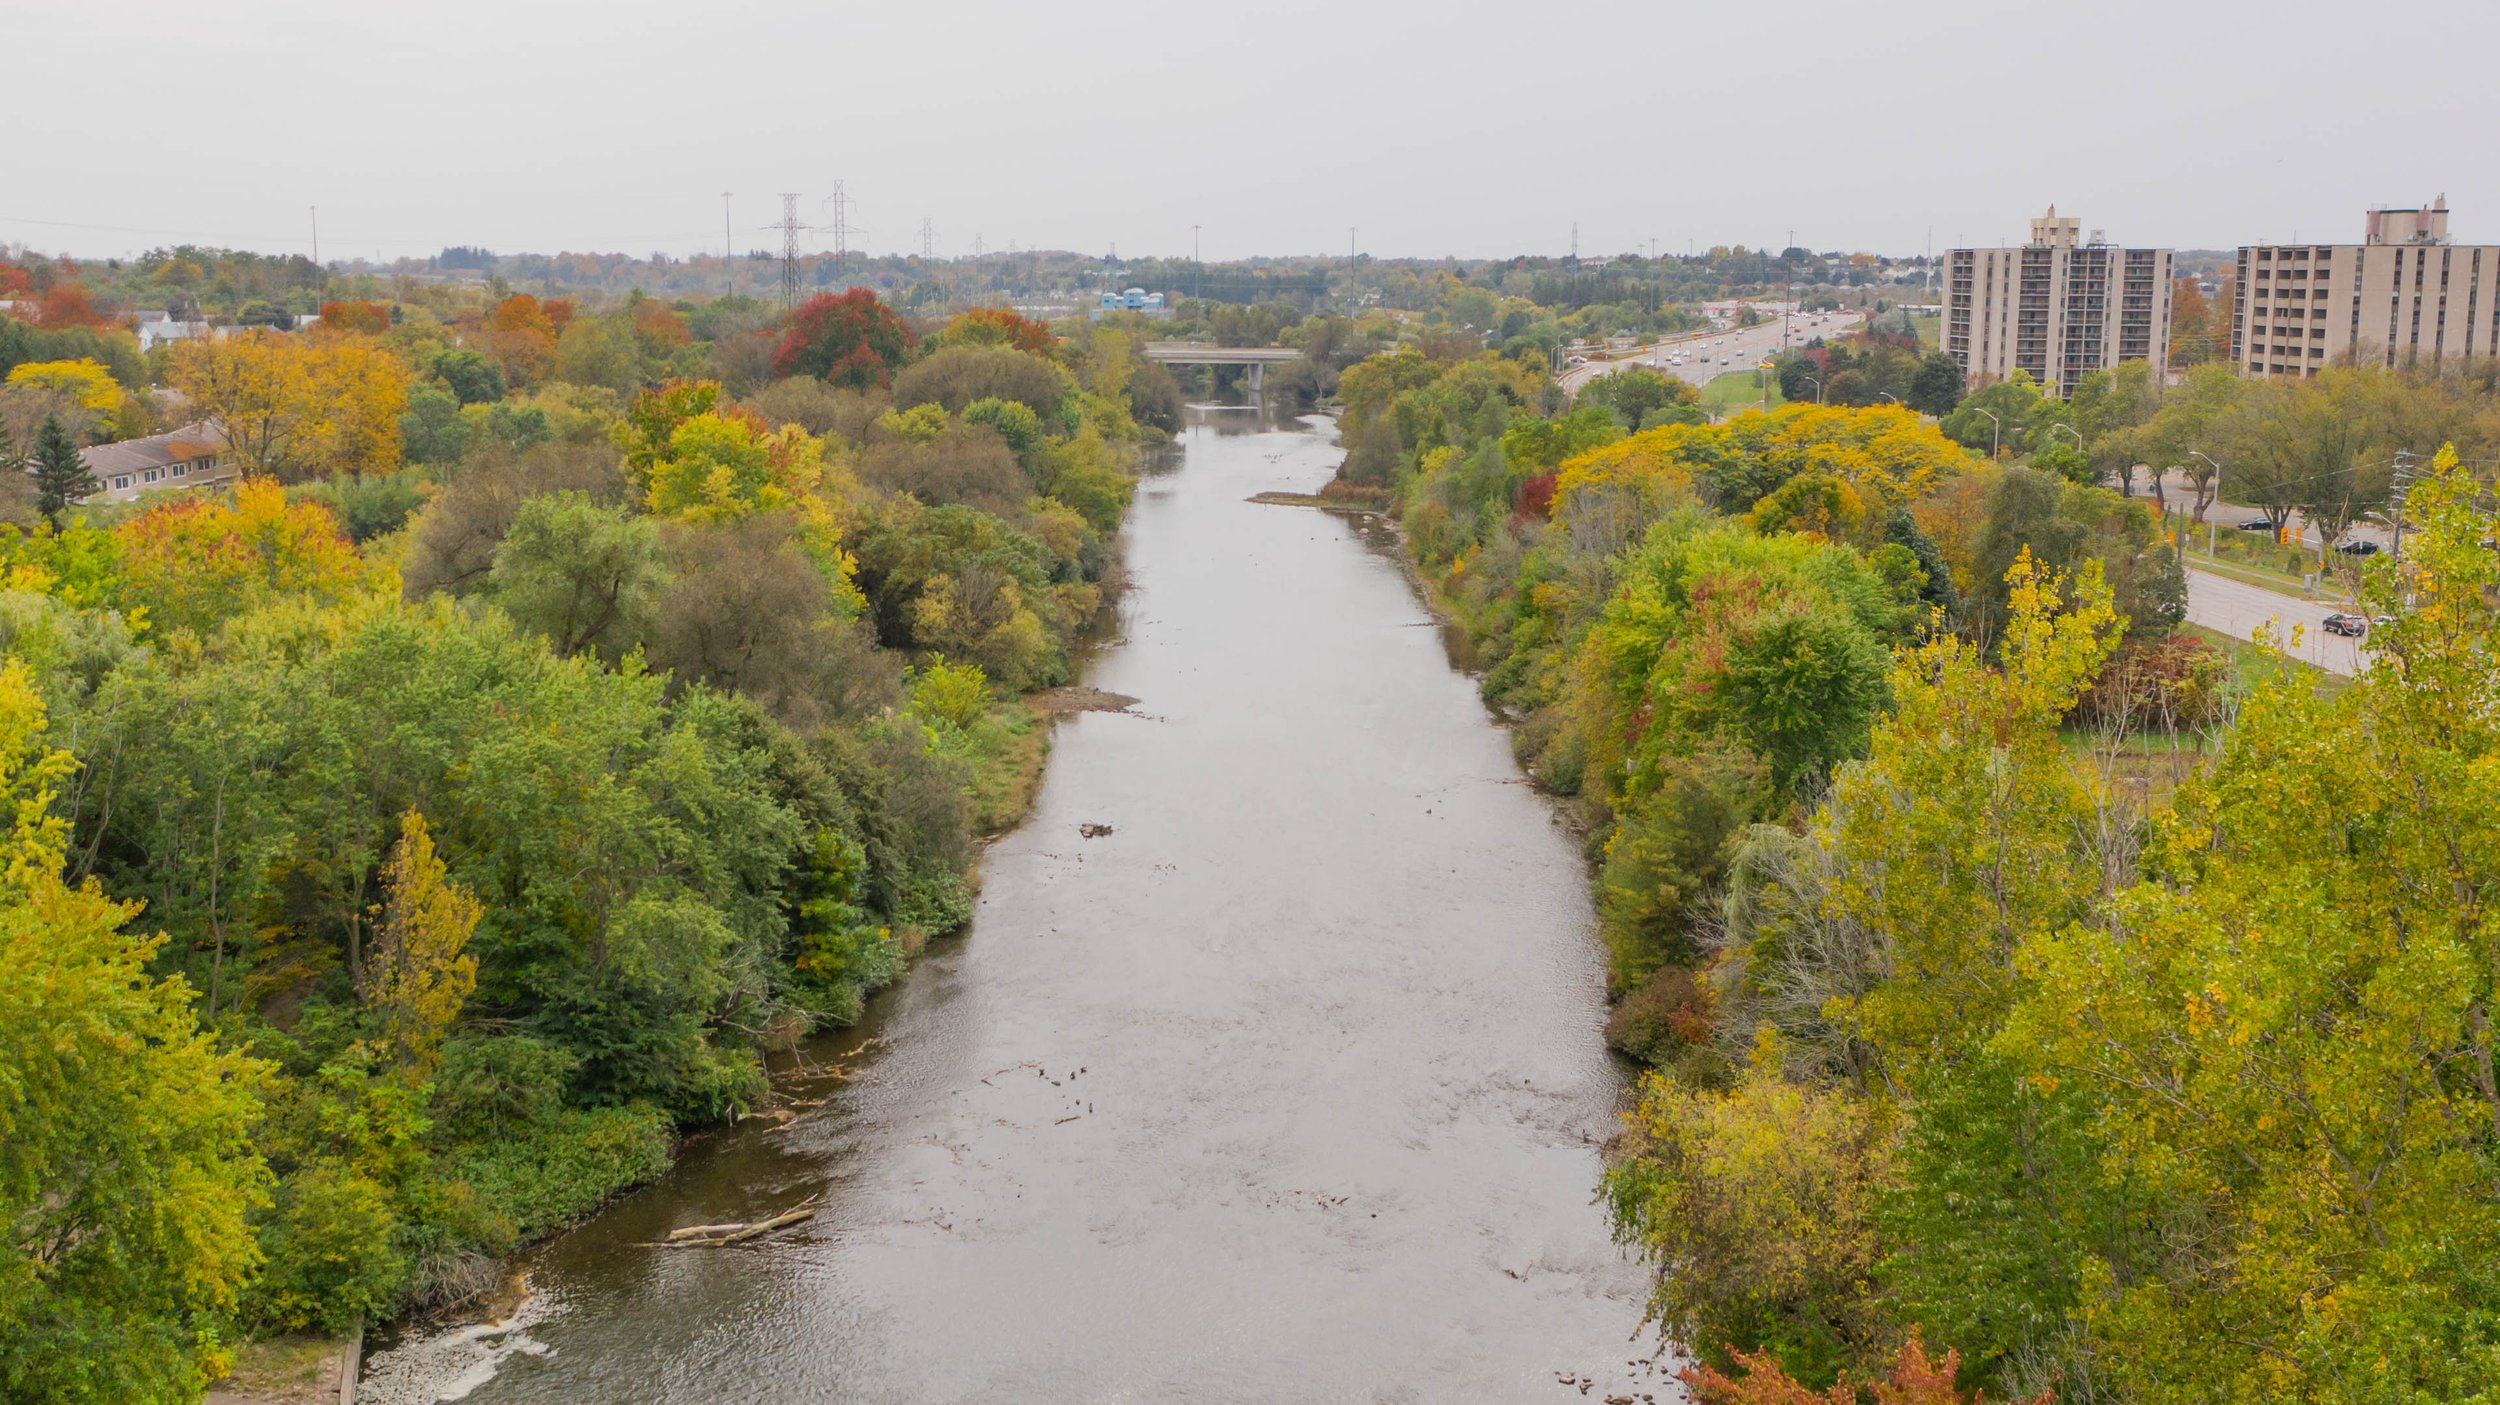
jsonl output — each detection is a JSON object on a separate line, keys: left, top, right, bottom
{"left": 644, "top": 1204, "right": 817, "bottom": 1248}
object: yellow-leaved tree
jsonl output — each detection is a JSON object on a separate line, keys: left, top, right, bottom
{"left": 358, "top": 808, "right": 481, "bottom": 1081}
{"left": 0, "top": 657, "right": 269, "bottom": 1401}
{"left": 2003, "top": 443, "right": 2500, "bottom": 1400}
{"left": 169, "top": 330, "right": 408, "bottom": 481}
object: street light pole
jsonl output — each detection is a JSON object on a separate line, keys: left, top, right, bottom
{"left": 1799, "top": 374, "right": 1823, "bottom": 403}
{"left": 1976, "top": 407, "right": 2002, "bottom": 460}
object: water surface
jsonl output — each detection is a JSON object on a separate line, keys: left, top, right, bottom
{"left": 378, "top": 408, "right": 1658, "bottom": 1404}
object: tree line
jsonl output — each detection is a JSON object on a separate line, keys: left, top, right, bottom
{"left": 1330, "top": 327, "right": 2500, "bottom": 1401}
{"left": 0, "top": 286, "right": 1172, "bottom": 1401}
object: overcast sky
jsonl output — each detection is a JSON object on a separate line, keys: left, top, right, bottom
{"left": 11, "top": 0, "right": 2495, "bottom": 266}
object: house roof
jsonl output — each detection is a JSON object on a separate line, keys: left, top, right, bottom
{"left": 79, "top": 421, "right": 226, "bottom": 478}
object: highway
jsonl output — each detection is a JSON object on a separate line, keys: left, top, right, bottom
{"left": 2185, "top": 566, "right": 2365, "bottom": 677}
{"left": 1562, "top": 311, "right": 1862, "bottom": 395}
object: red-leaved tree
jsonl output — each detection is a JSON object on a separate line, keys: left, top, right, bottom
{"left": 773, "top": 289, "right": 915, "bottom": 389}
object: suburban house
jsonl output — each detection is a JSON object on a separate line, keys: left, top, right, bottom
{"left": 132, "top": 309, "right": 211, "bottom": 354}
{"left": 77, "top": 421, "right": 233, "bottom": 503}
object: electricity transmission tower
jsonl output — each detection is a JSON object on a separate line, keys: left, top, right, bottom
{"left": 772, "top": 194, "right": 805, "bottom": 311}
{"left": 919, "top": 217, "right": 937, "bottom": 259}
{"left": 820, "top": 182, "right": 858, "bottom": 278}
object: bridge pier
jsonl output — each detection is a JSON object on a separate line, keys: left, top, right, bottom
{"left": 1245, "top": 362, "right": 1264, "bottom": 396}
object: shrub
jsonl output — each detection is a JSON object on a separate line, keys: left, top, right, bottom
{"left": 246, "top": 1167, "right": 409, "bottom": 1335}
{"left": 910, "top": 658, "right": 992, "bottom": 730}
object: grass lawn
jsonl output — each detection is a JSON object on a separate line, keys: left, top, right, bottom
{"left": 2183, "top": 623, "right": 2350, "bottom": 701}
{"left": 1909, "top": 312, "right": 1940, "bottom": 349}
{"left": 1701, "top": 369, "right": 1784, "bottom": 414}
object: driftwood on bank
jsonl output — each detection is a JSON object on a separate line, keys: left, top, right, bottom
{"left": 640, "top": 1203, "right": 817, "bottom": 1249}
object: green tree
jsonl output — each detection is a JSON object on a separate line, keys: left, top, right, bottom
{"left": 1907, "top": 351, "right": 1965, "bottom": 417}
{"left": 0, "top": 659, "right": 269, "bottom": 1403}
{"left": 2002, "top": 447, "right": 2500, "bottom": 1401}
{"left": 431, "top": 348, "right": 506, "bottom": 406}
{"left": 29, "top": 413, "right": 96, "bottom": 524}
{"left": 483, "top": 492, "right": 668, "bottom": 662}
{"left": 398, "top": 383, "right": 472, "bottom": 465}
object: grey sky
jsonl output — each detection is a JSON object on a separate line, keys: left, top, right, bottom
{"left": 11, "top": 0, "right": 2496, "bottom": 265}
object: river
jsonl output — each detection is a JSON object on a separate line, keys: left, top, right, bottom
{"left": 364, "top": 408, "right": 1661, "bottom": 1404}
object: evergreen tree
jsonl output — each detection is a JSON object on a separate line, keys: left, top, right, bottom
{"left": 30, "top": 413, "right": 96, "bottom": 523}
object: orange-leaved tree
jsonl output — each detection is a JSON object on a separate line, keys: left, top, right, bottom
{"left": 933, "top": 306, "right": 1057, "bottom": 356}
{"left": 1683, "top": 1335, "right": 2047, "bottom": 1405}
{"left": 113, "top": 479, "right": 370, "bottom": 634}
{"left": 317, "top": 299, "right": 391, "bottom": 334}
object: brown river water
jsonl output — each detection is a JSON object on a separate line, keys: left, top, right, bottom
{"left": 361, "top": 408, "right": 1663, "bottom": 1404}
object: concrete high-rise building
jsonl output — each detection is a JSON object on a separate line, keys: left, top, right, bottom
{"left": 2232, "top": 199, "right": 2500, "bottom": 378}
{"left": 1942, "top": 208, "right": 2174, "bottom": 396}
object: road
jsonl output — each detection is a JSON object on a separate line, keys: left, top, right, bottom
{"left": 2186, "top": 566, "right": 2365, "bottom": 677}
{"left": 1562, "top": 311, "right": 1862, "bottom": 394}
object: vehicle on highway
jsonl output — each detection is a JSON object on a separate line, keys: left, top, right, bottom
{"left": 2323, "top": 612, "right": 2369, "bottom": 637}
{"left": 2336, "top": 539, "right": 2381, "bottom": 556}
{"left": 2239, "top": 518, "right": 2274, "bottom": 532}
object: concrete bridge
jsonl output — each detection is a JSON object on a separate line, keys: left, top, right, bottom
{"left": 1142, "top": 342, "right": 1300, "bottom": 393}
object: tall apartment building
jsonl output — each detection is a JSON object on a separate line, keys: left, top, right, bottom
{"left": 2232, "top": 200, "right": 2500, "bottom": 378}
{"left": 1943, "top": 208, "right": 2174, "bottom": 396}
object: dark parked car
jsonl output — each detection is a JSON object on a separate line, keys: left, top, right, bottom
{"left": 2239, "top": 517, "right": 2275, "bottom": 532}
{"left": 2336, "top": 539, "right": 2381, "bottom": 556}
{"left": 2323, "top": 612, "right": 2369, "bottom": 637}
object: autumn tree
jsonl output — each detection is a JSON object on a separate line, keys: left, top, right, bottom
{"left": 113, "top": 478, "right": 369, "bottom": 634}
{"left": 478, "top": 293, "right": 559, "bottom": 387}
{"left": 2002, "top": 446, "right": 2500, "bottom": 1400}
{"left": 2167, "top": 275, "right": 2232, "bottom": 369}
{"left": 931, "top": 306, "right": 1057, "bottom": 356}
{"left": 773, "top": 288, "right": 915, "bottom": 388}
{"left": 169, "top": 330, "right": 409, "bottom": 481}
{"left": 317, "top": 299, "right": 392, "bottom": 335}
{"left": 33, "top": 282, "right": 105, "bottom": 329}
{"left": 357, "top": 809, "right": 481, "bottom": 1079}
{"left": 0, "top": 659, "right": 269, "bottom": 1402}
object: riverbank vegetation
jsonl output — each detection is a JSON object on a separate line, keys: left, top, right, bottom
{"left": 1333, "top": 328, "right": 2500, "bottom": 1401}
{"left": 0, "top": 286, "right": 1166, "bottom": 1400}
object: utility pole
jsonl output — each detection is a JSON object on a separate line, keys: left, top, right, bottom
{"left": 1570, "top": 220, "right": 1578, "bottom": 269}
{"left": 1781, "top": 227, "right": 1794, "bottom": 354}
{"left": 1348, "top": 226, "right": 1356, "bottom": 261}
{"left": 309, "top": 206, "right": 319, "bottom": 266}
{"left": 722, "top": 193, "right": 733, "bottom": 261}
